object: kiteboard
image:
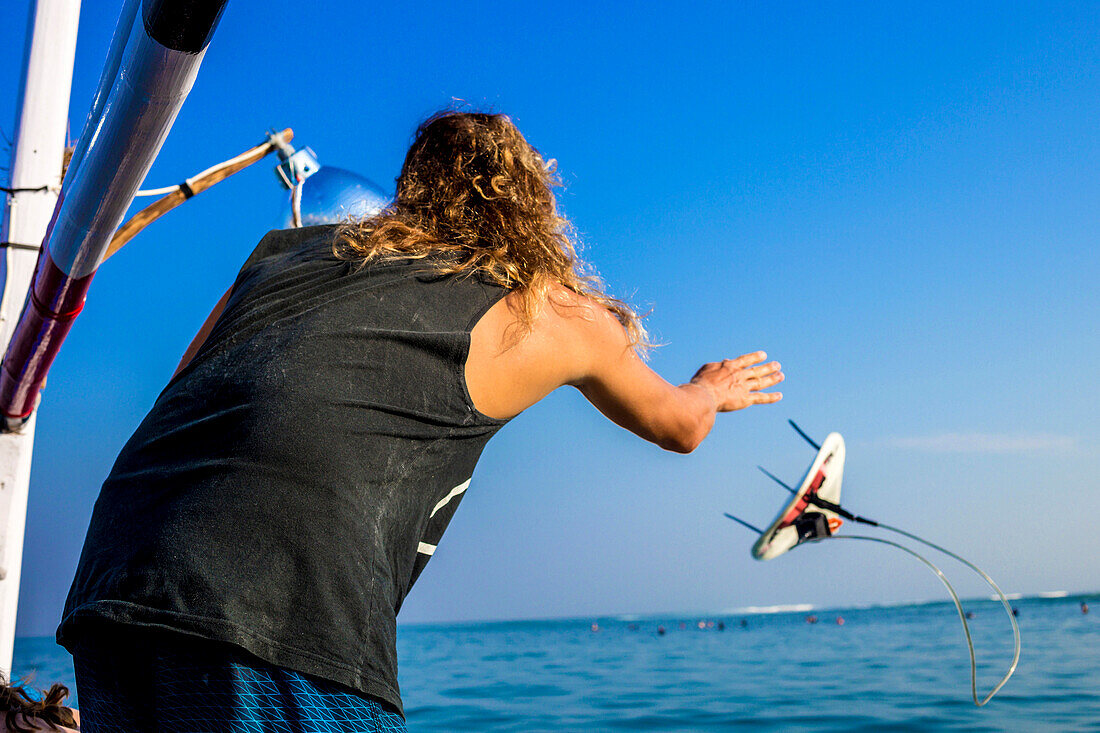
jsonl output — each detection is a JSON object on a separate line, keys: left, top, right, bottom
{"left": 725, "top": 420, "right": 1020, "bottom": 707}
{"left": 751, "top": 431, "right": 845, "bottom": 560}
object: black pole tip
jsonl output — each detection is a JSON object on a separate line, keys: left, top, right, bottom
{"left": 142, "top": 0, "right": 229, "bottom": 54}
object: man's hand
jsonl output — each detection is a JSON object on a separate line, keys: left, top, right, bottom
{"left": 689, "top": 351, "right": 784, "bottom": 412}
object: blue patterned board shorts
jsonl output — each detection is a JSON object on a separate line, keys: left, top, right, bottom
{"left": 71, "top": 628, "right": 407, "bottom": 733}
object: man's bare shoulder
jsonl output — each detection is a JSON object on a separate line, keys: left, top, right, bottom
{"left": 538, "top": 283, "right": 629, "bottom": 347}
{"left": 466, "top": 282, "right": 632, "bottom": 419}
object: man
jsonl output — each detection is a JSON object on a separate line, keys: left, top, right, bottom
{"left": 59, "top": 111, "right": 783, "bottom": 731}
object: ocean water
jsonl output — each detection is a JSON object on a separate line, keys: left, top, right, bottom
{"left": 14, "top": 593, "right": 1100, "bottom": 731}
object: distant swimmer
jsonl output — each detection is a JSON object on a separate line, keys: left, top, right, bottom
{"left": 657, "top": 626, "right": 666, "bottom": 636}
{"left": 591, "top": 623, "right": 600, "bottom": 632}
{"left": 806, "top": 615, "right": 818, "bottom": 624}
{"left": 1082, "top": 602, "right": 1090, "bottom": 614}
{"left": 965, "top": 611, "right": 975, "bottom": 619}
{"left": 835, "top": 616, "right": 845, "bottom": 625}
{"left": 739, "top": 619, "right": 748, "bottom": 628}
{"left": 1011, "top": 607, "right": 1019, "bottom": 617}
{"left": 717, "top": 621, "right": 725, "bottom": 631}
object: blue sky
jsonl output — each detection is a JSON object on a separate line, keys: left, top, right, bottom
{"left": 3, "top": 1, "right": 1098, "bottom": 637}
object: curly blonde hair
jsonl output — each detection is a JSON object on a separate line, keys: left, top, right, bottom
{"left": 334, "top": 111, "right": 648, "bottom": 349}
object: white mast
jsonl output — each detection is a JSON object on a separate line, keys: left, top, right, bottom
{"left": 0, "top": 0, "right": 81, "bottom": 675}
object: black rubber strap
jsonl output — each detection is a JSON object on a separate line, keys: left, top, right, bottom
{"left": 805, "top": 495, "right": 879, "bottom": 527}
{"left": 1, "top": 185, "right": 48, "bottom": 194}
{"left": 0, "top": 241, "right": 41, "bottom": 252}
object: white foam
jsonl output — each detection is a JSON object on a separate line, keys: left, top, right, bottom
{"left": 729, "top": 603, "right": 815, "bottom": 615}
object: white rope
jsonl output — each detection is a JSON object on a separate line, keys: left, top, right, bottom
{"left": 133, "top": 184, "right": 181, "bottom": 197}
{"left": 822, "top": 532, "right": 1020, "bottom": 706}
{"left": 876, "top": 522, "right": 1021, "bottom": 703}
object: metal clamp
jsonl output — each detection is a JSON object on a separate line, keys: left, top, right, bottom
{"left": 267, "top": 129, "right": 320, "bottom": 190}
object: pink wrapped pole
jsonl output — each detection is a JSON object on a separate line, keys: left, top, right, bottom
{"left": 0, "top": 0, "right": 227, "bottom": 426}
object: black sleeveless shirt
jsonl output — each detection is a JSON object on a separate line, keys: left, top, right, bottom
{"left": 57, "top": 225, "right": 511, "bottom": 715}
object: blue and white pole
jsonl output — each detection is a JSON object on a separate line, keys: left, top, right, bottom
{"left": 1, "top": 0, "right": 229, "bottom": 423}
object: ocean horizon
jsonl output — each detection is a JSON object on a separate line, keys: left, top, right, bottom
{"left": 15, "top": 591, "right": 1100, "bottom": 731}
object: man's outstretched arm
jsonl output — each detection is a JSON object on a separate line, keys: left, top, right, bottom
{"left": 466, "top": 284, "right": 783, "bottom": 453}
{"left": 570, "top": 303, "right": 783, "bottom": 453}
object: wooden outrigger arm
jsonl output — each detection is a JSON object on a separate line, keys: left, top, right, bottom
{"left": 104, "top": 127, "right": 294, "bottom": 261}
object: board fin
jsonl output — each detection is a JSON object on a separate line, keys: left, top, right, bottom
{"left": 724, "top": 513, "right": 763, "bottom": 534}
{"left": 788, "top": 419, "right": 821, "bottom": 451}
{"left": 757, "top": 465, "right": 796, "bottom": 494}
